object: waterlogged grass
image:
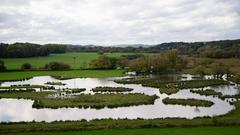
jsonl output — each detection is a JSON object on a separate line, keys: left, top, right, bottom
{"left": 0, "top": 85, "right": 47, "bottom": 89}
{"left": 0, "top": 91, "right": 157, "bottom": 109}
{"left": 115, "top": 77, "right": 172, "bottom": 86}
{"left": 176, "top": 79, "right": 229, "bottom": 89}
{"left": 159, "top": 87, "right": 179, "bottom": 95}
{"left": 63, "top": 88, "right": 86, "bottom": 94}
{"left": 220, "top": 94, "right": 240, "bottom": 100}
{"left": 0, "top": 70, "right": 125, "bottom": 81}
{"left": 91, "top": 87, "right": 133, "bottom": 92}
{"left": 190, "top": 89, "right": 222, "bottom": 96}
{"left": 115, "top": 77, "right": 229, "bottom": 94}
{"left": 45, "top": 82, "right": 66, "bottom": 85}
{"left": 4, "top": 126, "right": 240, "bottom": 135}
{"left": 162, "top": 97, "right": 214, "bottom": 107}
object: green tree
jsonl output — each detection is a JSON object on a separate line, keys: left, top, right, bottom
{"left": 89, "top": 55, "right": 117, "bottom": 69}
{"left": 21, "top": 63, "right": 32, "bottom": 70}
{"left": 45, "top": 62, "right": 70, "bottom": 70}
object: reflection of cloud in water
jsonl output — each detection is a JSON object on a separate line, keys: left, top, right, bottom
{"left": 0, "top": 75, "right": 237, "bottom": 122}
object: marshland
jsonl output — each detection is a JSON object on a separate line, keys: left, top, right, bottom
{"left": 1, "top": 0, "right": 240, "bottom": 134}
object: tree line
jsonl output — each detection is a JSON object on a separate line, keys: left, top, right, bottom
{"left": 1, "top": 39, "right": 239, "bottom": 58}
{"left": 88, "top": 51, "right": 187, "bottom": 74}
{"left": 0, "top": 43, "right": 67, "bottom": 58}
{"left": 67, "top": 39, "right": 240, "bottom": 59}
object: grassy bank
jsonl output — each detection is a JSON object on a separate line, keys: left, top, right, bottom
{"left": 190, "top": 89, "right": 222, "bottom": 96}
{"left": 91, "top": 87, "right": 133, "bottom": 92}
{"left": 0, "top": 91, "right": 157, "bottom": 109}
{"left": 5, "top": 126, "right": 240, "bottom": 135}
{"left": 0, "top": 69, "right": 125, "bottom": 81}
{"left": 162, "top": 97, "right": 214, "bottom": 107}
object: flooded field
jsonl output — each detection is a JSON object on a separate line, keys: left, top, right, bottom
{"left": 0, "top": 75, "right": 239, "bottom": 122}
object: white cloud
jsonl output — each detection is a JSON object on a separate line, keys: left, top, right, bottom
{"left": 0, "top": 0, "right": 239, "bottom": 45}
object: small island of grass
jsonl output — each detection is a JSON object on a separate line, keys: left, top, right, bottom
{"left": 63, "top": 88, "right": 86, "bottom": 94}
{"left": 45, "top": 82, "right": 66, "bottom": 86}
{"left": 0, "top": 91, "right": 157, "bottom": 109}
{"left": 190, "top": 89, "right": 222, "bottom": 96}
{"left": 91, "top": 86, "right": 133, "bottom": 92}
{"left": 159, "top": 87, "right": 179, "bottom": 95}
{"left": 162, "top": 97, "right": 214, "bottom": 107}
{"left": 0, "top": 84, "right": 45, "bottom": 89}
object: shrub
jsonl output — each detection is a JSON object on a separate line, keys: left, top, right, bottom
{"left": 45, "top": 62, "right": 70, "bottom": 70}
{"left": 89, "top": 55, "right": 117, "bottom": 69}
{"left": 0, "top": 60, "right": 6, "bottom": 71}
{"left": 21, "top": 63, "right": 32, "bottom": 70}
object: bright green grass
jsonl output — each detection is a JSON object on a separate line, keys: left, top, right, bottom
{"left": 5, "top": 126, "right": 240, "bottom": 135}
{"left": 0, "top": 70, "right": 125, "bottom": 81}
{"left": 2, "top": 52, "right": 147, "bottom": 70}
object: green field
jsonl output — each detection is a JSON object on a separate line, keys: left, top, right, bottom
{"left": 5, "top": 126, "right": 240, "bottom": 135}
{"left": 2, "top": 52, "right": 144, "bottom": 70}
{"left": 0, "top": 70, "right": 125, "bottom": 81}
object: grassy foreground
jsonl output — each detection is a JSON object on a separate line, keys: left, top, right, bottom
{"left": 0, "top": 70, "right": 125, "bottom": 81}
{"left": 5, "top": 126, "right": 240, "bottom": 135}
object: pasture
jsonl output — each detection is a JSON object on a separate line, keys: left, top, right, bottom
{"left": 2, "top": 52, "right": 147, "bottom": 70}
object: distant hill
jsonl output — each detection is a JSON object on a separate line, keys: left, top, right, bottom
{"left": 1, "top": 38, "right": 240, "bottom": 58}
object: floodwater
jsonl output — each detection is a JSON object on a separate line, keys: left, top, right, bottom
{"left": 0, "top": 74, "right": 239, "bottom": 122}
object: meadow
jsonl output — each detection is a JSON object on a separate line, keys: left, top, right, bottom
{"left": 2, "top": 52, "right": 144, "bottom": 70}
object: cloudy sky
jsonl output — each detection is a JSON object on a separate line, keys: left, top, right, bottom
{"left": 0, "top": 0, "right": 240, "bottom": 45}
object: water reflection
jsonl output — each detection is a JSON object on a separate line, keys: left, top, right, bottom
{"left": 0, "top": 75, "right": 238, "bottom": 122}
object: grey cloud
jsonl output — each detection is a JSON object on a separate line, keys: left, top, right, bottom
{"left": 0, "top": 0, "right": 239, "bottom": 45}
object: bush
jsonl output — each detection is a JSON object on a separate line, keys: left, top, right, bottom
{"left": 21, "top": 63, "right": 32, "bottom": 70}
{"left": 192, "top": 65, "right": 205, "bottom": 76}
{"left": 98, "top": 50, "right": 104, "bottom": 55}
{"left": 0, "top": 60, "right": 6, "bottom": 71}
{"left": 89, "top": 55, "right": 117, "bottom": 69}
{"left": 45, "top": 62, "right": 70, "bottom": 70}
